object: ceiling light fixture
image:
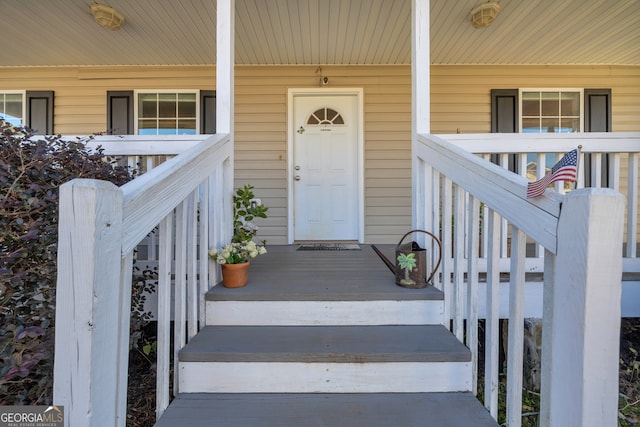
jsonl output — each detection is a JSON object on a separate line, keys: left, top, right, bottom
{"left": 90, "top": 3, "right": 125, "bottom": 31}
{"left": 470, "top": 1, "right": 501, "bottom": 29}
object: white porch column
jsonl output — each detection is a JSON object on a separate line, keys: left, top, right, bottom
{"left": 53, "top": 179, "right": 124, "bottom": 427}
{"left": 216, "top": 0, "right": 235, "bottom": 244}
{"left": 412, "top": 0, "right": 431, "bottom": 230}
{"left": 542, "top": 188, "right": 624, "bottom": 427}
{"left": 217, "top": 0, "right": 234, "bottom": 135}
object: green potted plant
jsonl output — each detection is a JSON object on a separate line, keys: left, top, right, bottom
{"left": 208, "top": 185, "right": 268, "bottom": 287}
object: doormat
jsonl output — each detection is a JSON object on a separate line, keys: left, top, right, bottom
{"left": 297, "top": 243, "right": 361, "bottom": 251}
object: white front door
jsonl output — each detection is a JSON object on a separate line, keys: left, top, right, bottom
{"left": 292, "top": 93, "right": 360, "bottom": 241}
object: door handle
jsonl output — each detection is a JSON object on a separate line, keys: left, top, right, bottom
{"left": 295, "top": 175, "right": 301, "bottom": 181}
{"left": 294, "top": 165, "right": 301, "bottom": 170}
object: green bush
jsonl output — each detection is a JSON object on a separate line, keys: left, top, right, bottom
{"left": 0, "top": 122, "right": 133, "bottom": 404}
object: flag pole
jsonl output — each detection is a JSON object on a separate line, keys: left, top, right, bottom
{"left": 574, "top": 145, "right": 583, "bottom": 189}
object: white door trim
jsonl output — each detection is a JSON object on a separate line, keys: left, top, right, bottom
{"left": 287, "top": 88, "right": 365, "bottom": 244}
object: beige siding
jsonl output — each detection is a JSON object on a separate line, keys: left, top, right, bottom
{"left": 0, "top": 66, "right": 216, "bottom": 133}
{"left": 431, "top": 65, "right": 640, "bottom": 134}
{"left": 1, "top": 64, "right": 638, "bottom": 244}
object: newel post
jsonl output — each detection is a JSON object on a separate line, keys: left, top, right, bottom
{"left": 53, "top": 179, "right": 124, "bottom": 427}
{"left": 542, "top": 188, "right": 624, "bottom": 427}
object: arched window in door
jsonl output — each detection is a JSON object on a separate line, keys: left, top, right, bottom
{"left": 306, "top": 107, "right": 345, "bottom": 125}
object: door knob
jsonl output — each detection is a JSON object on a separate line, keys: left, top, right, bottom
{"left": 294, "top": 165, "right": 301, "bottom": 170}
{"left": 295, "top": 175, "right": 301, "bottom": 181}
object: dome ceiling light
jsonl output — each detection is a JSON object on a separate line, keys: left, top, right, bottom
{"left": 470, "top": 1, "right": 501, "bottom": 29}
{"left": 90, "top": 3, "right": 125, "bottom": 31}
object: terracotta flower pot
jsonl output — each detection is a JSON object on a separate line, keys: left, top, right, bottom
{"left": 221, "top": 261, "right": 250, "bottom": 288}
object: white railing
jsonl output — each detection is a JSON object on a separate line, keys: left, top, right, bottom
{"left": 53, "top": 134, "right": 233, "bottom": 427}
{"left": 87, "top": 135, "right": 209, "bottom": 274}
{"left": 415, "top": 133, "right": 626, "bottom": 426}
{"left": 443, "top": 132, "right": 639, "bottom": 274}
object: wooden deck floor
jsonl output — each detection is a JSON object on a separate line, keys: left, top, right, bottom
{"left": 206, "top": 244, "right": 443, "bottom": 302}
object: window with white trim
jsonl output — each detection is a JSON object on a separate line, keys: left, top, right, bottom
{"left": 520, "top": 89, "right": 582, "bottom": 133}
{"left": 135, "top": 90, "right": 198, "bottom": 135}
{"left": 0, "top": 91, "right": 25, "bottom": 126}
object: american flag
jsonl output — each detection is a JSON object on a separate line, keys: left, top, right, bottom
{"left": 527, "top": 149, "right": 578, "bottom": 198}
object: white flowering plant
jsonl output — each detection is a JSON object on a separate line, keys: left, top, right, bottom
{"left": 209, "top": 185, "right": 268, "bottom": 264}
{"left": 232, "top": 185, "right": 268, "bottom": 243}
{"left": 208, "top": 240, "right": 267, "bottom": 264}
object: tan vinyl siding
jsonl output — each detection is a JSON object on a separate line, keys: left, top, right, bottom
{"left": 0, "top": 66, "right": 216, "bottom": 133}
{"left": 1, "top": 64, "right": 638, "bottom": 244}
{"left": 430, "top": 65, "right": 640, "bottom": 134}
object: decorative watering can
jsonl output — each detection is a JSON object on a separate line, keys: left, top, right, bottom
{"left": 372, "top": 229, "right": 442, "bottom": 289}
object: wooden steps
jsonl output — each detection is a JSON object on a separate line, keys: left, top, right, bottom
{"left": 178, "top": 325, "right": 471, "bottom": 393}
{"left": 154, "top": 392, "right": 499, "bottom": 427}
{"left": 154, "top": 245, "right": 497, "bottom": 426}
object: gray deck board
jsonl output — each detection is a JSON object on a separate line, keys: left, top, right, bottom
{"left": 154, "top": 392, "right": 499, "bottom": 427}
{"left": 179, "top": 325, "right": 470, "bottom": 363}
{"left": 206, "top": 245, "right": 443, "bottom": 301}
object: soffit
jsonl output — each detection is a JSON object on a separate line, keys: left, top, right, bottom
{"left": 1, "top": 0, "right": 638, "bottom": 67}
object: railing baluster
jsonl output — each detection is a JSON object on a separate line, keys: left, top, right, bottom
{"left": 466, "top": 195, "right": 480, "bottom": 395}
{"left": 187, "top": 191, "right": 199, "bottom": 340}
{"left": 485, "top": 209, "right": 500, "bottom": 419}
{"left": 535, "top": 153, "right": 547, "bottom": 258}
{"left": 431, "top": 168, "right": 442, "bottom": 291}
{"left": 453, "top": 185, "right": 465, "bottom": 340}
{"left": 610, "top": 152, "right": 621, "bottom": 192}
{"left": 540, "top": 248, "right": 555, "bottom": 427}
{"left": 441, "top": 176, "right": 453, "bottom": 326}
{"left": 480, "top": 154, "right": 491, "bottom": 258}
{"left": 173, "top": 202, "right": 187, "bottom": 395}
{"left": 156, "top": 213, "right": 173, "bottom": 419}
{"left": 506, "top": 227, "right": 526, "bottom": 427}
{"left": 628, "top": 153, "right": 638, "bottom": 258}
{"left": 116, "top": 252, "right": 134, "bottom": 425}
{"left": 127, "top": 155, "right": 137, "bottom": 171}
{"left": 592, "top": 152, "right": 603, "bottom": 187}
{"left": 198, "top": 180, "right": 210, "bottom": 329}
{"left": 576, "top": 151, "right": 585, "bottom": 189}
{"left": 499, "top": 154, "right": 509, "bottom": 258}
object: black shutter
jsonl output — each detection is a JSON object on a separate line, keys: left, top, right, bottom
{"left": 200, "top": 90, "right": 216, "bottom": 134}
{"left": 26, "top": 91, "right": 54, "bottom": 134}
{"left": 490, "top": 89, "right": 518, "bottom": 171}
{"left": 584, "top": 89, "right": 611, "bottom": 132}
{"left": 107, "top": 91, "right": 134, "bottom": 135}
{"left": 583, "top": 89, "right": 612, "bottom": 186}
{"left": 491, "top": 89, "right": 518, "bottom": 133}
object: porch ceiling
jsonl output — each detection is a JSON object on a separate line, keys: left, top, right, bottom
{"left": 2, "top": 0, "right": 638, "bottom": 67}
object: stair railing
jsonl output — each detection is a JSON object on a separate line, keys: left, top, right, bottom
{"left": 441, "top": 132, "right": 639, "bottom": 276}
{"left": 415, "top": 133, "right": 625, "bottom": 427}
{"left": 53, "top": 134, "right": 234, "bottom": 427}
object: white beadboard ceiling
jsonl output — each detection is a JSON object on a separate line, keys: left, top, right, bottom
{"left": 1, "top": 0, "right": 638, "bottom": 67}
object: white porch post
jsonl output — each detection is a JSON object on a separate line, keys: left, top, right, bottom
{"left": 412, "top": 0, "right": 431, "bottom": 230}
{"left": 216, "top": 0, "right": 235, "bottom": 244}
{"left": 542, "top": 188, "right": 624, "bottom": 426}
{"left": 53, "top": 179, "right": 124, "bottom": 427}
